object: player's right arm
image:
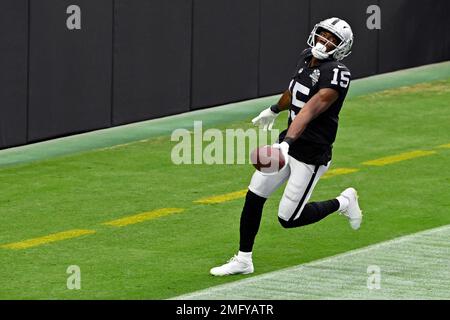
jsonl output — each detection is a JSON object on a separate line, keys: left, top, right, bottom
{"left": 273, "top": 90, "right": 292, "bottom": 111}
{"left": 252, "top": 52, "right": 308, "bottom": 130}
{"left": 251, "top": 90, "right": 291, "bottom": 130}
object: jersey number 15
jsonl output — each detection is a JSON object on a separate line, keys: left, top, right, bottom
{"left": 331, "top": 68, "right": 350, "bottom": 88}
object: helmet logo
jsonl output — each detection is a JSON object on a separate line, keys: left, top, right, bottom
{"left": 331, "top": 18, "right": 340, "bottom": 25}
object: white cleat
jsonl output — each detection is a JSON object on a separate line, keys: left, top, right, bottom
{"left": 210, "top": 255, "right": 254, "bottom": 276}
{"left": 339, "top": 187, "right": 363, "bottom": 230}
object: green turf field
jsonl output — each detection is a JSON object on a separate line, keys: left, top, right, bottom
{"left": 0, "top": 74, "right": 449, "bottom": 299}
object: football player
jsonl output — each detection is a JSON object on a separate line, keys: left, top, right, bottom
{"left": 211, "top": 17, "right": 363, "bottom": 276}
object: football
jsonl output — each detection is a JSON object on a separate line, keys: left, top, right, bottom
{"left": 250, "top": 145, "right": 286, "bottom": 174}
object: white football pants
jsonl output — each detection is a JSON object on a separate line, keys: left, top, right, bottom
{"left": 248, "top": 156, "right": 330, "bottom": 222}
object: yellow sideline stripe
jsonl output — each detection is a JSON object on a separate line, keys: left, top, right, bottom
{"left": 3, "top": 147, "right": 443, "bottom": 250}
{"left": 194, "top": 189, "right": 248, "bottom": 204}
{"left": 1, "top": 229, "right": 96, "bottom": 250}
{"left": 436, "top": 143, "right": 450, "bottom": 149}
{"left": 103, "top": 208, "right": 184, "bottom": 227}
{"left": 322, "top": 168, "right": 359, "bottom": 179}
{"left": 362, "top": 150, "right": 436, "bottom": 166}
{"left": 194, "top": 168, "right": 359, "bottom": 204}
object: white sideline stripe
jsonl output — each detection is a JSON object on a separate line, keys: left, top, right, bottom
{"left": 172, "top": 224, "right": 450, "bottom": 300}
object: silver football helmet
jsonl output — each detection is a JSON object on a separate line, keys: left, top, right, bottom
{"left": 307, "top": 17, "right": 354, "bottom": 61}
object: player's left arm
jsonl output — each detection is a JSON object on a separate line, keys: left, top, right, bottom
{"left": 283, "top": 88, "right": 339, "bottom": 143}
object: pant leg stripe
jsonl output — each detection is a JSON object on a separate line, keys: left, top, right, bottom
{"left": 288, "top": 164, "right": 320, "bottom": 222}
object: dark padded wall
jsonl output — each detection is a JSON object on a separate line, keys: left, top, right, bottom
{"left": 28, "top": 0, "right": 112, "bottom": 142}
{"left": 310, "top": 0, "right": 379, "bottom": 79}
{"left": 0, "top": 0, "right": 28, "bottom": 149}
{"left": 1, "top": 1, "right": 449, "bottom": 150}
{"left": 113, "top": 0, "right": 192, "bottom": 125}
{"left": 379, "top": 0, "right": 449, "bottom": 73}
{"left": 259, "top": 0, "right": 310, "bottom": 96}
{"left": 191, "top": 0, "right": 259, "bottom": 109}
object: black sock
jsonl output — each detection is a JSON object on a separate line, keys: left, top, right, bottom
{"left": 239, "top": 190, "right": 267, "bottom": 252}
{"left": 278, "top": 199, "right": 339, "bottom": 228}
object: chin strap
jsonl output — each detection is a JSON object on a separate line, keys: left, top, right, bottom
{"left": 311, "top": 42, "right": 330, "bottom": 60}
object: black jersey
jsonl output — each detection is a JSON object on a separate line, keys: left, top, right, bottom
{"left": 279, "top": 48, "right": 351, "bottom": 165}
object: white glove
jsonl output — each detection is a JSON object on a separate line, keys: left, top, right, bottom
{"left": 271, "top": 141, "right": 290, "bottom": 170}
{"left": 251, "top": 107, "right": 279, "bottom": 130}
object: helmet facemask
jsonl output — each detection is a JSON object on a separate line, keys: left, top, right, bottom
{"left": 309, "top": 28, "right": 341, "bottom": 60}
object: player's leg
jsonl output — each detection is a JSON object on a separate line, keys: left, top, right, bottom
{"left": 277, "top": 158, "right": 362, "bottom": 229}
{"left": 240, "top": 166, "right": 291, "bottom": 252}
{"left": 277, "top": 158, "right": 332, "bottom": 227}
{"left": 210, "top": 166, "right": 290, "bottom": 276}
